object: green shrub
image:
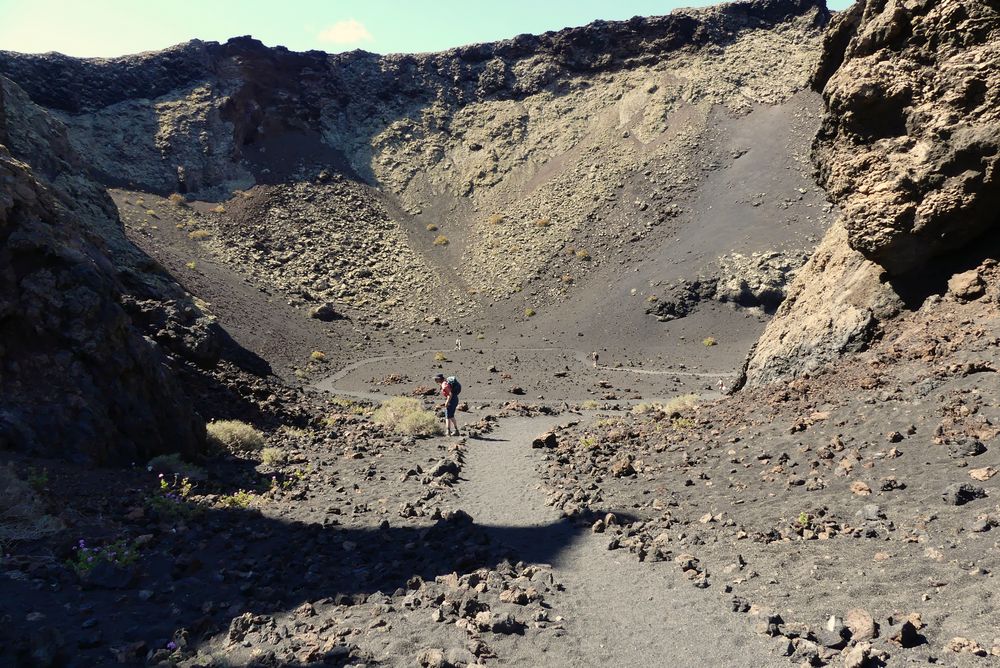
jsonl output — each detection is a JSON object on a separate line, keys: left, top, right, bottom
{"left": 310, "top": 351, "right": 327, "bottom": 362}
{"left": 26, "top": 467, "right": 48, "bottom": 492}
{"left": 207, "top": 420, "right": 266, "bottom": 454}
{"left": 67, "top": 538, "right": 138, "bottom": 577}
{"left": 372, "top": 397, "right": 443, "bottom": 437}
{"left": 434, "top": 352, "right": 448, "bottom": 362}
{"left": 147, "top": 454, "right": 206, "bottom": 480}
{"left": 524, "top": 307, "right": 536, "bottom": 317}
{"left": 217, "top": 490, "right": 260, "bottom": 509}
{"left": 261, "top": 447, "right": 287, "bottom": 467}
{"left": 0, "top": 465, "right": 63, "bottom": 542}
{"left": 702, "top": 337, "right": 717, "bottom": 347}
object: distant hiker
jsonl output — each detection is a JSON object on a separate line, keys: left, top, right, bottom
{"left": 455, "top": 338, "right": 462, "bottom": 351}
{"left": 434, "top": 373, "right": 462, "bottom": 436}
{"left": 717, "top": 379, "right": 727, "bottom": 394}
{"left": 592, "top": 351, "right": 599, "bottom": 368}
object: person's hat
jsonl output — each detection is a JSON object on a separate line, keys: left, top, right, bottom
{"left": 433, "top": 373, "right": 445, "bottom": 381}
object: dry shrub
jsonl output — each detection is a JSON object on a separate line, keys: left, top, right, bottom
{"left": 188, "top": 229, "right": 211, "bottom": 240}
{"left": 534, "top": 217, "right": 551, "bottom": 227}
{"left": 0, "top": 465, "right": 63, "bottom": 542}
{"left": 487, "top": 214, "right": 504, "bottom": 225}
{"left": 433, "top": 235, "right": 449, "bottom": 246}
{"left": 399, "top": 411, "right": 441, "bottom": 438}
{"left": 662, "top": 394, "right": 700, "bottom": 415}
{"left": 207, "top": 420, "right": 266, "bottom": 454}
{"left": 703, "top": 337, "right": 717, "bottom": 347}
{"left": 426, "top": 223, "right": 438, "bottom": 231}
{"left": 576, "top": 249, "right": 591, "bottom": 260}
{"left": 168, "top": 193, "right": 187, "bottom": 206}
{"left": 372, "top": 397, "right": 442, "bottom": 438}
{"left": 524, "top": 307, "right": 536, "bottom": 317}
{"left": 261, "top": 448, "right": 287, "bottom": 467}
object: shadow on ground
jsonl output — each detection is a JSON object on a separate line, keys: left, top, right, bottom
{"left": 0, "top": 503, "right": 636, "bottom": 666}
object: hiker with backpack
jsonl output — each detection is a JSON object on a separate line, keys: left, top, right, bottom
{"left": 434, "top": 373, "right": 462, "bottom": 436}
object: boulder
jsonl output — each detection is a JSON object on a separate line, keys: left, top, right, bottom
{"left": 309, "top": 302, "right": 343, "bottom": 321}
{"left": 948, "top": 270, "right": 986, "bottom": 301}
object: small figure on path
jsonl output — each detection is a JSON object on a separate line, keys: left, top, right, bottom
{"left": 717, "top": 379, "right": 727, "bottom": 394}
{"left": 434, "top": 373, "right": 462, "bottom": 436}
{"left": 455, "top": 338, "right": 462, "bottom": 351}
{"left": 592, "top": 351, "right": 599, "bottom": 368}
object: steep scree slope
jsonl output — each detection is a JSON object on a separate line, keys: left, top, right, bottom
{"left": 0, "top": 0, "right": 833, "bottom": 330}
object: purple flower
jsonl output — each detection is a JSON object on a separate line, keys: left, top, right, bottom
{"left": 166, "top": 641, "right": 177, "bottom": 651}
{"left": 78, "top": 539, "right": 85, "bottom": 548}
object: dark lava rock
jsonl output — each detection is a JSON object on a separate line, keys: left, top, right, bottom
{"left": 79, "top": 562, "right": 136, "bottom": 590}
{"left": 948, "top": 438, "right": 986, "bottom": 458}
{"left": 531, "top": 431, "right": 558, "bottom": 449}
{"left": 942, "top": 483, "right": 987, "bottom": 506}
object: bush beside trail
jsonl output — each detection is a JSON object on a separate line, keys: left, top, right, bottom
{"left": 373, "top": 397, "right": 443, "bottom": 438}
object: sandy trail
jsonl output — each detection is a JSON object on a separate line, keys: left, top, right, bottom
{"left": 458, "top": 415, "right": 775, "bottom": 667}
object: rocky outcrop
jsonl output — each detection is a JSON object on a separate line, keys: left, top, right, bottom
{"left": 812, "top": 0, "right": 1000, "bottom": 275}
{"left": 0, "top": 78, "right": 210, "bottom": 463}
{"left": 0, "top": 144, "right": 205, "bottom": 464}
{"left": 742, "top": 222, "right": 901, "bottom": 385}
{"left": 744, "top": 0, "right": 1000, "bottom": 386}
{"left": 648, "top": 251, "right": 808, "bottom": 321}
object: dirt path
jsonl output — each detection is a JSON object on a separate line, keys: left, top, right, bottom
{"left": 458, "top": 415, "right": 775, "bottom": 667}
{"left": 315, "top": 347, "right": 731, "bottom": 393}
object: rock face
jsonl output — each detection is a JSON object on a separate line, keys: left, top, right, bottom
{"left": 0, "top": 78, "right": 206, "bottom": 463}
{"left": 744, "top": 0, "right": 1000, "bottom": 386}
{"left": 743, "top": 222, "right": 901, "bottom": 384}
{"left": 812, "top": 0, "right": 1000, "bottom": 275}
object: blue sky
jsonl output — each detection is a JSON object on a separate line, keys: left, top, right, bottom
{"left": 0, "top": 0, "right": 855, "bottom": 58}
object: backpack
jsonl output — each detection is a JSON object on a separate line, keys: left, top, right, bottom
{"left": 446, "top": 376, "right": 462, "bottom": 396}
